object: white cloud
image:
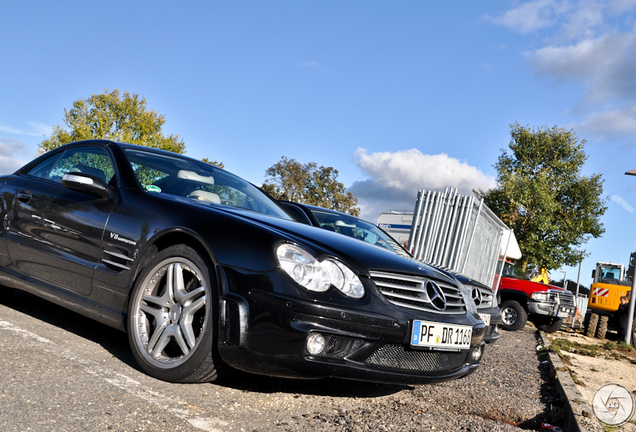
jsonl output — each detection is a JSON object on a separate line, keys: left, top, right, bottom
{"left": 492, "top": 0, "right": 636, "bottom": 140}
{"left": 525, "top": 29, "right": 636, "bottom": 134}
{"left": 487, "top": 0, "right": 567, "bottom": 33}
{"left": 349, "top": 148, "right": 496, "bottom": 221}
{"left": 0, "top": 122, "right": 52, "bottom": 137}
{"left": 0, "top": 125, "right": 24, "bottom": 135}
{"left": 526, "top": 35, "right": 616, "bottom": 81}
{"left": 298, "top": 61, "right": 320, "bottom": 68}
{"left": 26, "top": 122, "right": 53, "bottom": 137}
{"left": 578, "top": 104, "right": 636, "bottom": 138}
{"left": 609, "top": 0, "right": 636, "bottom": 14}
{"left": 611, "top": 194, "right": 635, "bottom": 212}
{"left": 0, "top": 138, "right": 34, "bottom": 174}
{"left": 526, "top": 30, "right": 636, "bottom": 104}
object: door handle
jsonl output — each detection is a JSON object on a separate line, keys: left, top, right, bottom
{"left": 17, "top": 191, "right": 32, "bottom": 202}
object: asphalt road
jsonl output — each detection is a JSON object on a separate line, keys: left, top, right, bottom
{"left": 0, "top": 288, "right": 560, "bottom": 432}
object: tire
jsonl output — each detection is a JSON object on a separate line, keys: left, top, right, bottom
{"left": 536, "top": 318, "right": 564, "bottom": 333}
{"left": 127, "top": 244, "right": 226, "bottom": 383}
{"left": 595, "top": 315, "right": 609, "bottom": 340}
{"left": 586, "top": 313, "right": 599, "bottom": 338}
{"left": 500, "top": 300, "right": 528, "bottom": 331}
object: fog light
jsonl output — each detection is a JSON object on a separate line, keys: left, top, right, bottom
{"left": 306, "top": 333, "right": 326, "bottom": 355}
{"left": 469, "top": 345, "right": 483, "bottom": 362}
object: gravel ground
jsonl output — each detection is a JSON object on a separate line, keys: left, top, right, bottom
{"left": 221, "top": 326, "right": 564, "bottom": 432}
{"left": 1, "top": 288, "right": 564, "bottom": 432}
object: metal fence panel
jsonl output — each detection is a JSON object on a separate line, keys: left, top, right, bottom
{"left": 408, "top": 187, "right": 512, "bottom": 288}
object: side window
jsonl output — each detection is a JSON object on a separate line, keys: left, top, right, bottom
{"left": 42, "top": 147, "right": 115, "bottom": 184}
{"left": 129, "top": 162, "right": 169, "bottom": 190}
{"left": 26, "top": 154, "right": 62, "bottom": 179}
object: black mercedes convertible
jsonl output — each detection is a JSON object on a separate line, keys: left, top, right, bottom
{"left": 0, "top": 140, "right": 484, "bottom": 384}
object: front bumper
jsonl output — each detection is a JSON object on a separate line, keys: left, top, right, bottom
{"left": 478, "top": 306, "right": 502, "bottom": 343}
{"left": 528, "top": 301, "right": 575, "bottom": 319}
{"left": 217, "top": 274, "right": 485, "bottom": 385}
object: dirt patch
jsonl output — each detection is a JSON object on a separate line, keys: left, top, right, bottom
{"left": 543, "top": 325, "right": 636, "bottom": 430}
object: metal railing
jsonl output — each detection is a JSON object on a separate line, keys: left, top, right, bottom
{"left": 407, "top": 188, "right": 513, "bottom": 288}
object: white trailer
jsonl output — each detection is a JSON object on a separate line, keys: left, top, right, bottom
{"left": 377, "top": 211, "right": 413, "bottom": 246}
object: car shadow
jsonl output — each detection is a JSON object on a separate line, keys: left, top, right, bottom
{"left": 514, "top": 330, "right": 567, "bottom": 431}
{"left": 216, "top": 369, "right": 411, "bottom": 397}
{"left": 0, "top": 287, "right": 408, "bottom": 398}
{"left": 0, "top": 287, "right": 136, "bottom": 363}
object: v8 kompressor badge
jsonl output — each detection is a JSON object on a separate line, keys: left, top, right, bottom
{"left": 109, "top": 232, "right": 137, "bottom": 246}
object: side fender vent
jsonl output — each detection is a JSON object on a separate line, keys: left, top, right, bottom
{"left": 102, "top": 249, "right": 134, "bottom": 271}
{"left": 222, "top": 299, "right": 241, "bottom": 346}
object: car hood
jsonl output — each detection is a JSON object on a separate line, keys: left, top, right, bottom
{"left": 500, "top": 276, "right": 565, "bottom": 292}
{"left": 212, "top": 204, "right": 457, "bottom": 284}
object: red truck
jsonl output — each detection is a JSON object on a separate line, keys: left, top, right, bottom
{"left": 497, "top": 262, "right": 576, "bottom": 333}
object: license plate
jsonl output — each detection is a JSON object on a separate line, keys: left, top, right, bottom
{"left": 558, "top": 310, "right": 570, "bottom": 318}
{"left": 479, "top": 313, "right": 491, "bottom": 326}
{"left": 411, "top": 320, "right": 472, "bottom": 350}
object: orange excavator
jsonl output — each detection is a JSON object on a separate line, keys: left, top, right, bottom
{"left": 585, "top": 261, "right": 633, "bottom": 339}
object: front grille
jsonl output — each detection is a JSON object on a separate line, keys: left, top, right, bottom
{"left": 554, "top": 289, "right": 575, "bottom": 307}
{"left": 370, "top": 271, "right": 466, "bottom": 314}
{"left": 365, "top": 344, "right": 466, "bottom": 372}
{"left": 470, "top": 285, "right": 494, "bottom": 309}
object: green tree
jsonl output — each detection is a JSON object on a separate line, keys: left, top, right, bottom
{"left": 262, "top": 156, "right": 360, "bottom": 216}
{"left": 39, "top": 89, "right": 185, "bottom": 154}
{"left": 475, "top": 123, "right": 607, "bottom": 271}
{"left": 202, "top": 158, "right": 224, "bottom": 169}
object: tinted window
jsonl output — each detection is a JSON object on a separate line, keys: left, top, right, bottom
{"left": 124, "top": 148, "right": 292, "bottom": 220}
{"left": 29, "top": 147, "right": 115, "bottom": 184}
{"left": 502, "top": 262, "right": 530, "bottom": 280}
{"left": 309, "top": 209, "right": 410, "bottom": 257}
{"left": 27, "top": 153, "right": 61, "bottom": 178}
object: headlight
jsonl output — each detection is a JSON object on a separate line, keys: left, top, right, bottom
{"left": 276, "top": 244, "right": 365, "bottom": 298}
{"left": 532, "top": 292, "right": 549, "bottom": 302}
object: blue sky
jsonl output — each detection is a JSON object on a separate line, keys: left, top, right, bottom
{"left": 2, "top": 0, "right": 636, "bottom": 287}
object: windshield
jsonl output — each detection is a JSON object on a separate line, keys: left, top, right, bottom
{"left": 309, "top": 209, "right": 411, "bottom": 258}
{"left": 124, "top": 148, "right": 292, "bottom": 220}
{"left": 599, "top": 266, "right": 621, "bottom": 280}
{"left": 502, "top": 262, "right": 530, "bottom": 280}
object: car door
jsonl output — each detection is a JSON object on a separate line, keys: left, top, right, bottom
{"left": 5, "top": 146, "right": 116, "bottom": 295}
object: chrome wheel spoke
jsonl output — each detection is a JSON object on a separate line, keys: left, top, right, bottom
{"left": 180, "top": 295, "right": 206, "bottom": 348}
{"left": 172, "top": 326, "right": 190, "bottom": 355}
{"left": 178, "top": 286, "right": 205, "bottom": 306}
{"left": 140, "top": 303, "right": 167, "bottom": 324}
{"left": 179, "top": 321, "right": 196, "bottom": 349}
{"left": 142, "top": 292, "right": 172, "bottom": 309}
{"left": 183, "top": 293, "right": 206, "bottom": 316}
{"left": 166, "top": 263, "right": 179, "bottom": 304}
{"left": 151, "top": 325, "right": 190, "bottom": 358}
{"left": 147, "top": 320, "right": 169, "bottom": 355}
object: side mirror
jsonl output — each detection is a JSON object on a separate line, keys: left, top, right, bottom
{"left": 62, "top": 172, "right": 112, "bottom": 200}
{"left": 591, "top": 269, "right": 596, "bottom": 279}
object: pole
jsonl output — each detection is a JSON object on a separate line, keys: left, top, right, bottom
{"left": 575, "top": 251, "right": 582, "bottom": 298}
{"left": 624, "top": 170, "right": 636, "bottom": 344}
{"left": 572, "top": 250, "right": 583, "bottom": 329}
{"left": 627, "top": 269, "right": 636, "bottom": 345}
